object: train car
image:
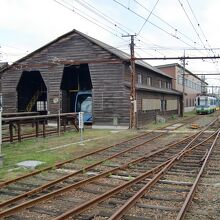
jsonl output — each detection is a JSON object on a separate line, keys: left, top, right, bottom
{"left": 195, "top": 95, "right": 217, "bottom": 114}
{"left": 215, "top": 97, "right": 220, "bottom": 110}
{"left": 75, "top": 91, "right": 93, "bottom": 123}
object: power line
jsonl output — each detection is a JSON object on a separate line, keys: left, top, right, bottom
{"left": 178, "top": 0, "right": 206, "bottom": 49}
{"left": 55, "top": 0, "right": 167, "bottom": 57}
{"left": 73, "top": 0, "right": 166, "bottom": 56}
{"left": 122, "top": 0, "right": 219, "bottom": 66}
{"left": 137, "top": 0, "right": 160, "bottom": 35}
{"left": 112, "top": 0, "right": 207, "bottom": 52}
{"left": 132, "top": 0, "right": 203, "bottom": 49}
{"left": 178, "top": 0, "right": 217, "bottom": 66}
{"left": 73, "top": 0, "right": 130, "bottom": 35}
{"left": 54, "top": 0, "right": 127, "bottom": 42}
{"left": 134, "top": 56, "right": 220, "bottom": 61}
{"left": 185, "top": 0, "right": 216, "bottom": 57}
{"left": 137, "top": 46, "right": 220, "bottom": 51}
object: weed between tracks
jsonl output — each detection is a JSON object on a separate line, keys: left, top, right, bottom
{"left": 0, "top": 129, "right": 136, "bottom": 181}
{"left": 0, "top": 111, "right": 205, "bottom": 182}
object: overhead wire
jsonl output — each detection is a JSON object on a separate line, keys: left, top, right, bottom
{"left": 185, "top": 0, "right": 217, "bottom": 58}
{"left": 73, "top": 0, "right": 130, "bottom": 35}
{"left": 112, "top": 0, "right": 206, "bottom": 52}
{"left": 132, "top": 0, "right": 203, "bottom": 48}
{"left": 132, "top": 0, "right": 220, "bottom": 62}
{"left": 178, "top": 0, "right": 207, "bottom": 49}
{"left": 55, "top": 0, "right": 218, "bottom": 62}
{"left": 53, "top": 0, "right": 127, "bottom": 43}
{"left": 75, "top": 0, "right": 167, "bottom": 56}
{"left": 137, "top": 0, "right": 160, "bottom": 35}
{"left": 55, "top": 0, "right": 154, "bottom": 58}
{"left": 113, "top": 0, "right": 220, "bottom": 66}
{"left": 178, "top": 0, "right": 218, "bottom": 66}
{"left": 65, "top": 0, "right": 167, "bottom": 57}
{"left": 178, "top": 0, "right": 219, "bottom": 71}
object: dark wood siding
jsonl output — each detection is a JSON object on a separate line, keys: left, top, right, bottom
{"left": 1, "top": 30, "right": 180, "bottom": 127}
{"left": 90, "top": 63, "right": 129, "bottom": 125}
{"left": 1, "top": 32, "right": 127, "bottom": 125}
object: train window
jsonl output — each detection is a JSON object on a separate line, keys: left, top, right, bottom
{"left": 199, "top": 97, "right": 206, "bottom": 106}
{"left": 76, "top": 94, "right": 92, "bottom": 113}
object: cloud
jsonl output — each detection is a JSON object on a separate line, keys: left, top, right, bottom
{"left": 1, "top": 0, "right": 220, "bottom": 86}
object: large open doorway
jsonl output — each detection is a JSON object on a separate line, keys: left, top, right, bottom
{"left": 17, "top": 71, "right": 47, "bottom": 114}
{"left": 60, "top": 64, "right": 93, "bottom": 123}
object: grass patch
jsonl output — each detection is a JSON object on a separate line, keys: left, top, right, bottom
{"left": 0, "top": 129, "right": 135, "bottom": 181}
{"left": 142, "top": 110, "right": 197, "bottom": 130}
{"left": 0, "top": 111, "right": 198, "bottom": 182}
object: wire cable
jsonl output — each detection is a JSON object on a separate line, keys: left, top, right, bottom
{"left": 133, "top": 0, "right": 203, "bottom": 48}
{"left": 137, "top": 0, "right": 160, "bottom": 35}
{"left": 54, "top": 0, "right": 126, "bottom": 42}
{"left": 185, "top": 0, "right": 216, "bottom": 57}
{"left": 113, "top": 0, "right": 205, "bottom": 51}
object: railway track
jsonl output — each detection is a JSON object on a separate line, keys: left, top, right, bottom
{"left": 184, "top": 130, "right": 220, "bottom": 220}
{"left": 0, "top": 114, "right": 200, "bottom": 188}
{"left": 1, "top": 114, "right": 200, "bottom": 143}
{"left": 0, "top": 117, "right": 218, "bottom": 219}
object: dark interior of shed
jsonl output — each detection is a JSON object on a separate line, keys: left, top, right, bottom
{"left": 60, "top": 64, "right": 92, "bottom": 113}
{"left": 17, "top": 71, "right": 47, "bottom": 113}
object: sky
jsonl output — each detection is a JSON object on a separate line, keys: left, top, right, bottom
{"left": 1, "top": 0, "right": 220, "bottom": 90}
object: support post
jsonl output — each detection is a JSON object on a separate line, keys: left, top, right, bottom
{"left": 9, "top": 122, "right": 13, "bottom": 143}
{"left": 42, "top": 120, "right": 46, "bottom": 138}
{"left": 78, "top": 112, "right": 84, "bottom": 143}
{"left": 181, "top": 51, "right": 186, "bottom": 117}
{"left": 17, "top": 122, "right": 21, "bottom": 142}
{"left": 57, "top": 111, "right": 60, "bottom": 135}
{"left": 63, "top": 116, "right": 66, "bottom": 132}
{"left": 35, "top": 120, "right": 39, "bottom": 138}
{"left": 123, "top": 34, "right": 137, "bottom": 129}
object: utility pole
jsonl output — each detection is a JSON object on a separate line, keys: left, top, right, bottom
{"left": 123, "top": 34, "right": 137, "bottom": 129}
{"left": 181, "top": 50, "right": 186, "bottom": 117}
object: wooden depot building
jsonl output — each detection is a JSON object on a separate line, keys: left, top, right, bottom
{"left": 0, "top": 29, "right": 182, "bottom": 128}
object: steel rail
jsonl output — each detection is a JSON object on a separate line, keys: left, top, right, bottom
{"left": 176, "top": 130, "right": 220, "bottom": 220}
{"left": 0, "top": 131, "right": 201, "bottom": 218}
{"left": 53, "top": 161, "right": 171, "bottom": 220}
{"left": 0, "top": 114, "right": 198, "bottom": 188}
{"left": 0, "top": 132, "right": 166, "bottom": 208}
{"left": 0, "top": 129, "right": 154, "bottom": 188}
{"left": 0, "top": 132, "right": 198, "bottom": 209}
{"left": 108, "top": 128, "right": 220, "bottom": 220}
{"left": 52, "top": 122, "right": 218, "bottom": 220}
{"left": 0, "top": 152, "right": 173, "bottom": 218}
